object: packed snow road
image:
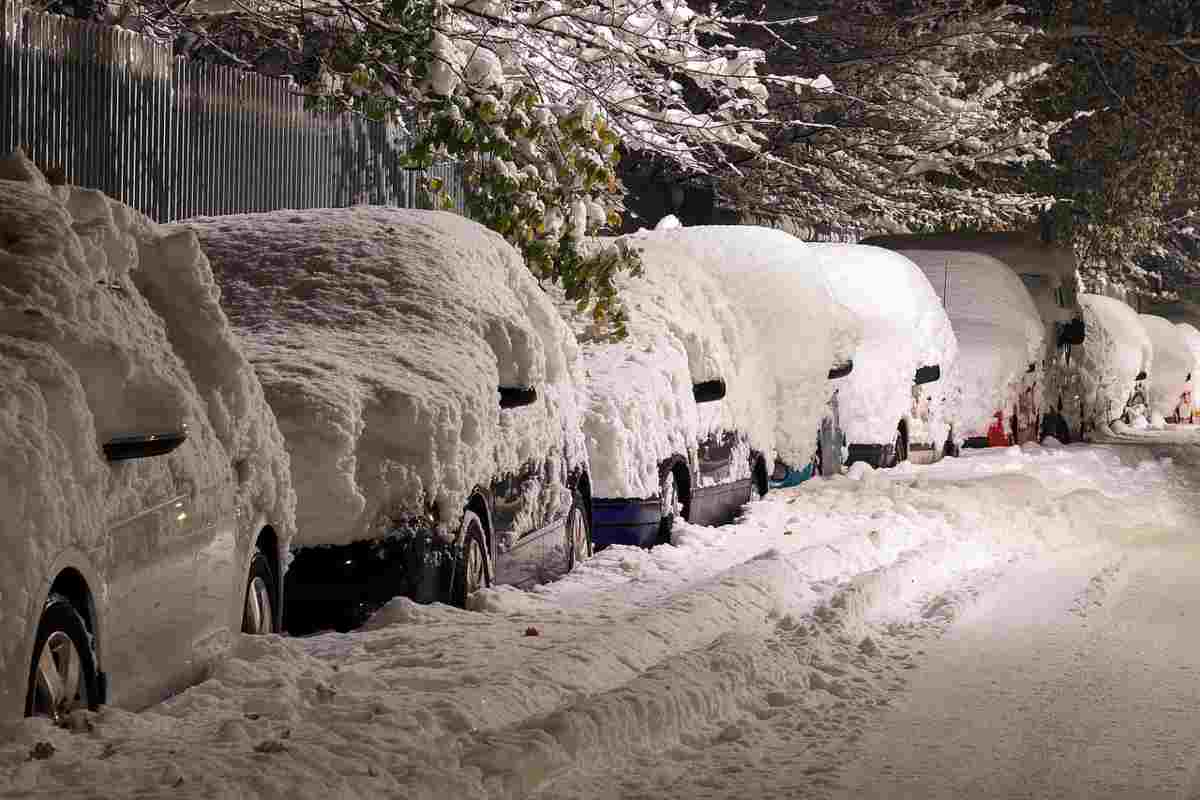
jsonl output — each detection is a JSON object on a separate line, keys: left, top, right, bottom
{"left": 3, "top": 439, "right": 1199, "bottom": 799}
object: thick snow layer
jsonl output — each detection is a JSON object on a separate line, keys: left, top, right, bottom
{"left": 1070, "top": 295, "right": 1153, "bottom": 427}
{"left": 810, "top": 244, "right": 957, "bottom": 446}
{"left": 0, "top": 151, "right": 294, "bottom": 719}
{"left": 898, "top": 250, "right": 1044, "bottom": 438}
{"left": 569, "top": 233, "right": 774, "bottom": 498}
{"left": 3, "top": 438, "right": 1191, "bottom": 798}
{"left": 615, "top": 226, "right": 861, "bottom": 467}
{"left": 1138, "top": 314, "right": 1192, "bottom": 418}
{"left": 183, "top": 208, "right": 586, "bottom": 548}
{"left": 1176, "top": 322, "right": 1200, "bottom": 371}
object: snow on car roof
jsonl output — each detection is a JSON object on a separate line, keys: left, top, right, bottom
{"left": 1138, "top": 314, "right": 1191, "bottom": 417}
{"left": 1176, "top": 322, "right": 1200, "bottom": 375}
{"left": 809, "top": 244, "right": 957, "bottom": 445}
{"left": 1075, "top": 294, "right": 1153, "bottom": 422}
{"left": 182, "top": 207, "right": 584, "bottom": 548}
{"left": 618, "top": 225, "right": 861, "bottom": 467}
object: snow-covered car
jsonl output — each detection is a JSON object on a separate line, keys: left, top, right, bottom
{"left": 570, "top": 230, "right": 776, "bottom": 547}
{"left": 0, "top": 154, "right": 295, "bottom": 724}
{"left": 810, "top": 244, "right": 957, "bottom": 467}
{"left": 869, "top": 248, "right": 1045, "bottom": 450}
{"left": 185, "top": 208, "right": 590, "bottom": 634}
{"left": 1136, "top": 314, "right": 1191, "bottom": 428}
{"left": 1061, "top": 294, "right": 1153, "bottom": 435}
{"left": 1172, "top": 323, "right": 1200, "bottom": 422}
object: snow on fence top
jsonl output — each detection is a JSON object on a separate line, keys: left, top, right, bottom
{"left": 616, "top": 225, "right": 861, "bottom": 467}
{"left": 182, "top": 208, "right": 585, "bottom": 548}
{"left": 809, "top": 244, "right": 957, "bottom": 445}
{"left": 1138, "top": 315, "right": 1192, "bottom": 418}
{"left": 572, "top": 231, "right": 775, "bottom": 498}
{"left": 893, "top": 249, "right": 1044, "bottom": 439}
{"left": 0, "top": 151, "right": 295, "bottom": 705}
{"left": 1076, "top": 294, "right": 1153, "bottom": 424}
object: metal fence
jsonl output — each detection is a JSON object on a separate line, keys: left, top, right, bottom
{"left": 0, "top": 0, "right": 465, "bottom": 222}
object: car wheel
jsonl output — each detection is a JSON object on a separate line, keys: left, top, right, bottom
{"left": 893, "top": 422, "right": 909, "bottom": 466}
{"left": 565, "top": 491, "right": 592, "bottom": 571}
{"left": 657, "top": 468, "right": 683, "bottom": 545}
{"left": 25, "top": 594, "right": 99, "bottom": 720}
{"left": 242, "top": 548, "right": 278, "bottom": 635}
{"left": 454, "top": 511, "right": 491, "bottom": 606}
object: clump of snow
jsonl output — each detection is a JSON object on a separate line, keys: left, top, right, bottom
{"left": 0, "top": 150, "right": 294, "bottom": 720}
{"left": 1138, "top": 314, "right": 1191, "bottom": 419}
{"left": 1070, "top": 295, "right": 1153, "bottom": 428}
{"left": 810, "top": 244, "right": 958, "bottom": 448}
{"left": 183, "top": 208, "right": 585, "bottom": 548}
{"left": 897, "top": 250, "right": 1044, "bottom": 439}
{"left": 619, "top": 226, "right": 861, "bottom": 467}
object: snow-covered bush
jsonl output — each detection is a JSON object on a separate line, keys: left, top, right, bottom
{"left": 182, "top": 207, "right": 586, "bottom": 548}
{"left": 1138, "top": 315, "right": 1192, "bottom": 420}
{"left": 809, "top": 244, "right": 957, "bottom": 452}
{"left": 0, "top": 150, "right": 294, "bottom": 718}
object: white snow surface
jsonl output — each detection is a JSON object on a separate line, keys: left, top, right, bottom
{"left": 616, "top": 226, "right": 861, "bottom": 467}
{"left": 182, "top": 208, "right": 586, "bottom": 548}
{"left": 3, "top": 435, "right": 1194, "bottom": 798}
{"left": 0, "top": 152, "right": 294, "bottom": 718}
{"left": 811, "top": 244, "right": 957, "bottom": 446}
{"left": 1073, "top": 294, "right": 1153, "bottom": 426}
{"left": 1138, "top": 314, "right": 1191, "bottom": 418}
{"left": 898, "top": 250, "right": 1044, "bottom": 438}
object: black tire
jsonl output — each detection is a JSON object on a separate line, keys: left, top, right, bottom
{"left": 242, "top": 548, "right": 278, "bottom": 635}
{"left": 752, "top": 457, "right": 769, "bottom": 498}
{"left": 657, "top": 467, "right": 683, "bottom": 546}
{"left": 812, "top": 437, "right": 824, "bottom": 477}
{"left": 25, "top": 593, "right": 99, "bottom": 720}
{"left": 453, "top": 511, "right": 491, "bottom": 606}
{"left": 893, "top": 422, "right": 909, "bottom": 466}
{"left": 565, "top": 489, "right": 592, "bottom": 572}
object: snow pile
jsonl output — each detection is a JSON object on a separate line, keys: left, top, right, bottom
{"left": 1071, "top": 295, "right": 1153, "bottom": 427}
{"left": 1138, "top": 315, "right": 1192, "bottom": 419}
{"left": 0, "top": 150, "right": 294, "bottom": 720}
{"left": 898, "top": 250, "right": 1044, "bottom": 438}
{"left": 617, "top": 225, "right": 861, "bottom": 468}
{"left": 811, "top": 244, "right": 957, "bottom": 447}
{"left": 570, "top": 230, "right": 774, "bottom": 497}
{"left": 183, "top": 208, "right": 585, "bottom": 548}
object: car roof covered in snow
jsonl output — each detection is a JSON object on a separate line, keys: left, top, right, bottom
{"left": 1176, "top": 323, "right": 1200, "bottom": 374}
{"left": 1139, "top": 314, "right": 1192, "bottom": 417}
{"left": 1073, "top": 295, "right": 1153, "bottom": 423}
{"left": 182, "top": 207, "right": 584, "bottom": 548}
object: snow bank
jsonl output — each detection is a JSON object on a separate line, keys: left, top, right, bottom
{"left": 810, "top": 244, "right": 957, "bottom": 446}
{"left": 614, "top": 226, "right": 860, "bottom": 468}
{"left": 896, "top": 250, "right": 1044, "bottom": 439}
{"left": 1070, "top": 295, "right": 1153, "bottom": 427}
{"left": 1138, "top": 315, "right": 1191, "bottom": 418}
{"left": 183, "top": 208, "right": 585, "bottom": 548}
{"left": 0, "top": 150, "right": 294, "bottom": 719}
{"left": 569, "top": 232, "right": 774, "bottom": 497}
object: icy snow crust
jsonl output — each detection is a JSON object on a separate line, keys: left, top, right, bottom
{"left": 810, "top": 244, "right": 957, "bottom": 446}
{"left": 1072, "top": 295, "right": 1153, "bottom": 426}
{"left": 618, "top": 225, "right": 861, "bottom": 469}
{"left": 183, "top": 208, "right": 586, "bottom": 548}
{"left": 0, "top": 153, "right": 294, "bottom": 720}
{"left": 899, "top": 250, "right": 1044, "bottom": 438}
{"left": 1138, "top": 315, "right": 1191, "bottom": 418}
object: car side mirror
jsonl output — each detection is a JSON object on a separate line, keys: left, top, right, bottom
{"left": 1057, "top": 317, "right": 1085, "bottom": 346}
{"left": 499, "top": 386, "right": 538, "bottom": 409}
{"left": 827, "top": 360, "right": 853, "bottom": 380}
{"left": 693, "top": 379, "right": 727, "bottom": 404}
{"left": 103, "top": 431, "right": 188, "bottom": 461}
{"left": 913, "top": 365, "right": 940, "bottom": 385}
{"left": 1135, "top": 371, "right": 1147, "bottom": 382}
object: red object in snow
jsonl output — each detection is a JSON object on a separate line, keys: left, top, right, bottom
{"left": 524, "top": 626, "right": 540, "bottom": 637}
{"left": 986, "top": 411, "right": 1010, "bottom": 447}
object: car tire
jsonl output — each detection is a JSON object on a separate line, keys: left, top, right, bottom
{"left": 657, "top": 468, "right": 683, "bottom": 546}
{"left": 893, "top": 422, "right": 909, "bottom": 466}
{"left": 242, "top": 547, "right": 278, "bottom": 635}
{"left": 25, "top": 593, "right": 100, "bottom": 720}
{"left": 565, "top": 490, "right": 592, "bottom": 571}
{"left": 453, "top": 511, "right": 491, "bottom": 606}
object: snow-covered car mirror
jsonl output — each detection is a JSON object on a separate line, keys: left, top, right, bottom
{"left": 914, "top": 365, "right": 941, "bottom": 385}
{"left": 692, "top": 379, "right": 727, "bottom": 404}
{"left": 827, "top": 360, "right": 854, "bottom": 380}
{"left": 1058, "top": 317, "right": 1086, "bottom": 346}
{"left": 1136, "top": 370, "right": 1148, "bottom": 382}
{"left": 101, "top": 431, "right": 189, "bottom": 461}
{"left": 498, "top": 385, "right": 538, "bottom": 409}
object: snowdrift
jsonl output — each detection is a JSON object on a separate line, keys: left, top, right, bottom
{"left": 896, "top": 250, "right": 1044, "bottom": 440}
{"left": 183, "top": 208, "right": 586, "bottom": 549}
{"left": 1071, "top": 295, "right": 1153, "bottom": 428}
{"left": 810, "top": 244, "right": 957, "bottom": 448}
{"left": 1139, "top": 315, "right": 1191, "bottom": 420}
{"left": 0, "top": 151, "right": 294, "bottom": 718}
